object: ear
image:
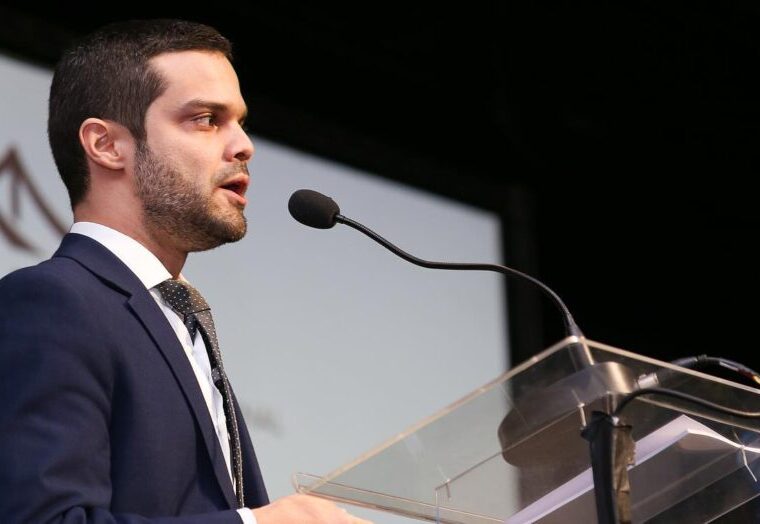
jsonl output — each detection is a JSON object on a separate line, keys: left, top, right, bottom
{"left": 79, "top": 118, "right": 133, "bottom": 171}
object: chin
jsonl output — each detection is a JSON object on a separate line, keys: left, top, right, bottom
{"left": 186, "top": 214, "right": 247, "bottom": 253}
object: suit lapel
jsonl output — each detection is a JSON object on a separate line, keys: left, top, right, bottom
{"left": 126, "top": 292, "right": 238, "bottom": 508}
{"left": 54, "top": 233, "right": 238, "bottom": 508}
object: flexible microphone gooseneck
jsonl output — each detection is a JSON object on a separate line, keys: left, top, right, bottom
{"left": 288, "top": 188, "right": 584, "bottom": 341}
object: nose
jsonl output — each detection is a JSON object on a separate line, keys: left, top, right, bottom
{"left": 227, "top": 124, "right": 254, "bottom": 163}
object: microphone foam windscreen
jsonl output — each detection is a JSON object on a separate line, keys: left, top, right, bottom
{"left": 288, "top": 189, "right": 340, "bottom": 229}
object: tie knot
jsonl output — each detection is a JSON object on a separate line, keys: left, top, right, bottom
{"left": 155, "top": 279, "right": 210, "bottom": 317}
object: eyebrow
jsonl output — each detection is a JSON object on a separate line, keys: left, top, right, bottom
{"left": 179, "top": 98, "right": 248, "bottom": 124}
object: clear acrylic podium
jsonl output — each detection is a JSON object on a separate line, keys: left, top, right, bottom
{"left": 293, "top": 337, "right": 760, "bottom": 523}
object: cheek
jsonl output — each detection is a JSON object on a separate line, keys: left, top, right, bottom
{"left": 174, "top": 142, "right": 218, "bottom": 170}
{"left": 160, "top": 146, "right": 205, "bottom": 177}
{"left": 147, "top": 134, "right": 221, "bottom": 185}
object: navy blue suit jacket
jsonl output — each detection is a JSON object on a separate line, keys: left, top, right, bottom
{"left": 0, "top": 233, "right": 269, "bottom": 523}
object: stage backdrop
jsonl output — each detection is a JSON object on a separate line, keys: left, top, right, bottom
{"left": 0, "top": 51, "right": 513, "bottom": 522}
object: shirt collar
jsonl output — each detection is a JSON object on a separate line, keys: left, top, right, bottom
{"left": 69, "top": 222, "right": 173, "bottom": 289}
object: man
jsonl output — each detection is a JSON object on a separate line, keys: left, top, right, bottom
{"left": 0, "top": 19, "right": 370, "bottom": 524}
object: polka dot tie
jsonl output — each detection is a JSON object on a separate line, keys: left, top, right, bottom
{"left": 155, "top": 279, "right": 245, "bottom": 508}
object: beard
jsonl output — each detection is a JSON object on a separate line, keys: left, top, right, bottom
{"left": 134, "top": 140, "right": 247, "bottom": 253}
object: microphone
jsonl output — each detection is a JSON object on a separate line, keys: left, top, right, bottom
{"left": 288, "top": 188, "right": 585, "bottom": 342}
{"left": 288, "top": 189, "right": 340, "bottom": 230}
{"left": 287, "top": 188, "right": 633, "bottom": 468}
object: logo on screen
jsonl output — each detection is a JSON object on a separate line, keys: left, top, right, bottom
{"left": 0, "top": 146, "right": 67, "bottom": 254}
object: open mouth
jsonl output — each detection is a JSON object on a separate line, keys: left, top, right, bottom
{"left": 220, "top": 180, "right": 247, "bottom": 196}
{"left": 216, "top": 174, "right": 249, "bottom": 206}
{"left": 218, "top": 174, "right": 249, "bottom": 197}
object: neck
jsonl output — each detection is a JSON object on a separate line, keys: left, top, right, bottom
{"left": 73, "top": 206, "right": 188, "bottom": 278}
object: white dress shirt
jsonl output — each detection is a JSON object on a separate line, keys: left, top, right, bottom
{"left": 70, "top": 222, "right": 255, "bottom": 524}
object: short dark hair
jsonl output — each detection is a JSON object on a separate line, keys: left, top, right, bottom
{"left": 48, "top": 19, "right": 233, "bottom": 207}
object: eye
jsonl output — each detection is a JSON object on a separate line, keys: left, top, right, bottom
{"left": 193, "top": 114, "right": 217, "bottom": 128}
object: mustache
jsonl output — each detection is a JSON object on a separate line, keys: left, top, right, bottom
{"left": 212, "top": 162, "right": 249, "bottom": 184}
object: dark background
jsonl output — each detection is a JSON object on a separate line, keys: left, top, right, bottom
{"left": 2, "top": 3, "right": 758, "bottom": 377}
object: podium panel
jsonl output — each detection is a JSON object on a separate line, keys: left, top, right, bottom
{"left": 295, "top": 338, "right": 760, "bottom": 522}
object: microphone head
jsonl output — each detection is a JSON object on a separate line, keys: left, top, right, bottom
{"left": 288, "top": 189, "right": 340, "bottom": 229}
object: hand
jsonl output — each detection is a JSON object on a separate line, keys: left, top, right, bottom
{"left": 251, "top": 494, "right": 373, "bottom": 524}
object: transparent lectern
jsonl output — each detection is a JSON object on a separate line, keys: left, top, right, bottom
{"left": 294, "top": 337, "right": 760, "bottom": 523}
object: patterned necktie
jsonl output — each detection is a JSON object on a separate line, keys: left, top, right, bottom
{"left": 155, "top": 279, "right": 245, "bottom": 508}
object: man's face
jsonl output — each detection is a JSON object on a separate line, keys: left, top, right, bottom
{"left": 135, "top": 50, "right": 253, "bottom": 253}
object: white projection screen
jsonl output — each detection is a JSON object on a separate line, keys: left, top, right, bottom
{"left": 0, "top": 51, "right": 511, "bottom": 522}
